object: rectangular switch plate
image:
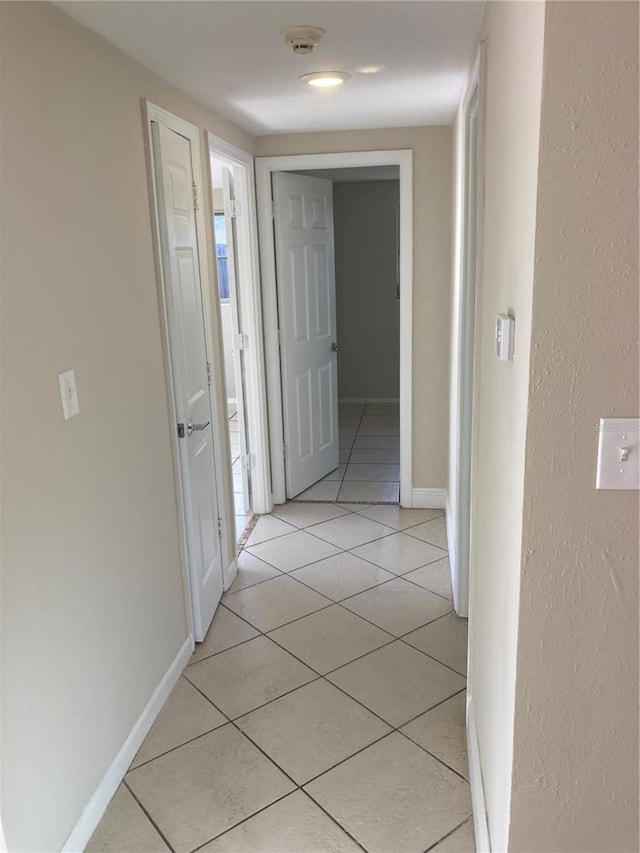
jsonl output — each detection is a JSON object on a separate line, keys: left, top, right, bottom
{"left": 58, "top": 369, "right": 80, "bottom": 420}
{"left": 595, "top": 418, "right": 639, "bottom": 490}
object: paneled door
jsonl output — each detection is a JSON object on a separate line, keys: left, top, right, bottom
{"left": 272, "top": 172, "right": 339, "bottom": 498}
{"left": 151, "top": 120, "right": 224, "bottom": 640}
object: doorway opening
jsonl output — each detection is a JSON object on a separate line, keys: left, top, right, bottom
{"left": 256, "top": 151, "right": 413, "bottom": 509}
{"left": 208, "top": 135, "right": 272, "bottom": 540}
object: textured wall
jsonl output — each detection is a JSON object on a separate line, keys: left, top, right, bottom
{"left": 510, "top": 3, "right": 639, "bottom": 849}
{"left": 0, "top": 3, "right": 250, "bottom": 849}
{"left": 256, "top": 128, "right": 452, "bottom": 489}
{"left": 333, "top": 180, "right": 400, "bottom": 401}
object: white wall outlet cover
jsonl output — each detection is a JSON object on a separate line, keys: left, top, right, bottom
{"left": 495, "top": 313, "right": 515, "bottom": 361}
{"left": 595, "top": 418, "right": 639, "bottom": 490}
{"left": 58, "top": 369, "right": 80, "bottom": 420}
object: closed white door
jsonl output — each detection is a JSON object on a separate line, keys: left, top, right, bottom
{"left": 152, "top": 121, "right": 223, "bottom": 641}
{"left": 272, "top": 172, "right": 339, "bottom": 498}
{"left": 222, "top": 166, "right": 251, "bottom": 514}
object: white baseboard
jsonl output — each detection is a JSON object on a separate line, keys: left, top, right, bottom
{"left": 411, "top": 487, "right": 447, "bottom": 509}
{"left": 62, "top": 636, "right": 194, "bottom": 852}
{"left": 338, "top": 397, "right": 399, "bottom": 404}
{"left": 467, "top": 696, "right": 491, "bottom": 853}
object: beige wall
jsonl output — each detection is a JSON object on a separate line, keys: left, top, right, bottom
{"left": 510, "top": 3, "right": 639, "bottom": 849}
{"left": 0, "top": 3, "right": 251, "bottom": 850}
{"left": 333, "top": 180, "right": 400, "bottom": 401}
{"left": 256, "top": 127, "right": 452, "bottom": 489}
{"left": 465, "top": 3, "right": 546, "bottom": 850}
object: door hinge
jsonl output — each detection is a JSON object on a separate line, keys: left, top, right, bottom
{"left": 192, "top": 182, "right": 200, "bottom": 211}
{"left": 233, "top": 333, "right": 249, "bottom": 351}
{"left": 242, "top": 453, "right": 256, "bottom": 470}
{"left": 217, "top": 516, "right": 223, "bottom": 539}
{"left": 225, "top": 199, "right": 241, "bottom": 218}
{"left": 206, "top": 360, "right": 213, "bottom": 386}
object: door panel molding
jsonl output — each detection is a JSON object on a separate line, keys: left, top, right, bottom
{"left": 256, "top": 150, "right": 413, "bottom": 506}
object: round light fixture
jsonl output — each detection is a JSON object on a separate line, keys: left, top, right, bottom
{"left": 300, "top": 71, "right": 351, "bottom": 88}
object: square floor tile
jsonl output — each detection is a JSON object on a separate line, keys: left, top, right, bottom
{"left": 338, "top": 481, "right": 400, "bottom": 502}
{"left": 326, "top": 642, "right": 465, "bottom": 726}
{"left": 309, "top": 514, "right": 395, "bottom": 550}
{"left": 186, "top": 635, "right": 316, "bottom": 719}
{"left": 352, "top": 532, "right": 448, "bottom": 575}
{"left": 304, "top": 733, "right": 471, "bottom": 853}
{"left": 268, "top": 605, "right": 393, "bottom": 674}
{"left": 225, "top": 552, "right": 282, "bottom": 594}
{"left": 357, "top": 423, "right": 399, "bottom": 436}
{"left": 360, "top": 414, "right": 400, "bottom": 426}
{"left": 341, "top": 578, "right": 452, "bottom": 636}
{"left": 290, "top": 551, "right": 395, "bottom": 601}
{"left": 353, "top": 435, "right": 399, "bottom": 449}
{"left": 189, "top": 605, "right": 260, "bottom": 663}
{"left": 401, "top": 692, "right": 469, "bottom": 779}
{"left": 403, "top": 612, "right": 468, "bottom": 675}
{"left": 339, "top": 448, "right": 351, "bottom": 463}
{"left": 245, "top": 516, "right": 297, "bottom": 547}
{"left": 132, "top": 678, "right": 226, "bottom": 768}
{"left": 246, "top": 530, "right": 341, "bottom": 573}
{"left": 405, "top": 516, "right": 449, "bottom": 549}
{"left": 430, "top": 818, "right": 476, "bottom": 852}
{"left": 321, "top": 464, "right": 346, "bottom": 481}
{"left": 364, "top": 404, "right": 399, "bottom": 414}
{"left": 339, "top": 435, "right": 356, "bottom": 449}
{"left": 200, "top": 791, "right": 362, "bottom": 852}
{"left": 86, "top": 785, "right": 169, "bottom": 852}
{"left": 356, "top": 505, "right": 443, "bottom": 530}
{"left": 349, "top": 448, "right": 400, "bottom": 463}
{"left": 339, "top": 412, "right": 363, "bottom": 425}
{"left": 295, "top": 480, "right": 341, "bottom": 501}
{"left": 237, "top": 680, "right": 390, "bottom": 784}
{"left": 271, "top": 502, "right": 350, "bottom": 528}
{"left": 344, "top": 463, "right": 400, "bottom": 482}
{"left": 403, "top": 557, "right": 453, "bottom": 600}
{"left": 223, "top": 575, "right": 332, "bottom": 632}
{"left": 127, "top": 725, "right": 295, "bottom": 853}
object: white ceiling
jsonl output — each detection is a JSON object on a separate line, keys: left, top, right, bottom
{"left": 56, "top": 1, "right": 484, "bottom": 137}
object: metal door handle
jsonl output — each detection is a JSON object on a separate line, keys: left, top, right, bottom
{"left": 179, "top": 419, "right": 210, "bottom": 437}
{"left": 331, "top": 342, "right": 340, "bottom": 352}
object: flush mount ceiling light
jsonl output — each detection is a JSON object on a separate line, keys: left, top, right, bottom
{"left": 300, "top": 71, "right": 351, "bottom": 88}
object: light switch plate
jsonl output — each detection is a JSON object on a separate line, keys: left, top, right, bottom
{"left": 58, "top": 369, "right": 80, "bottom": 420}
{"left": 595, "top": 418, "right": 639, "bottom": 490}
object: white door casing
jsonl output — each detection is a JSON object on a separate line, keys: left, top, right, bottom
{"left": 151, "top": 121, "right": 224, "bottom": 641}
{"left": 272, "top": 172, "right": 339, "bottom": 498}
{"left": 222, "top": 166, "right": 251, "bottom": 514}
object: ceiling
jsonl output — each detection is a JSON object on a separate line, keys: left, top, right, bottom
{"left": 56, "top": 1, "right": 483, "bottom": 137}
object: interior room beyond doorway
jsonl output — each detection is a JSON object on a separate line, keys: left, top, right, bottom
{"left": 288, "top": 166, "right": 401, "bottom": 504}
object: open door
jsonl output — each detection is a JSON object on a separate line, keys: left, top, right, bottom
{"left": 222, "top": 166, "right": 251, "bottom": 515}
{"left": 151, "top": 121, "right": 224, "bottom": 640}
{"left": 272, "top": 172, "right": 339, "bottom": 498}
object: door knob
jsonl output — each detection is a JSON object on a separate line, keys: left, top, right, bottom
{"left": 331, "top": 342, "right": 340, "bottom": 352}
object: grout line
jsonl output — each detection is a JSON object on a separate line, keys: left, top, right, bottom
{"left": 422, "top": 817, "right": 475, "bottom": 853}
{"left": 123, "top": 780, "right": 177, "bottom": 853}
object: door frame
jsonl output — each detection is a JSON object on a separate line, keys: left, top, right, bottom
{"left": 143, "top": 102, "right": 236, "bottom": 634}
{"left": 208, "top": 134, "right": 271, "bottom": 515}
{"left": 256, "top": 150, "right": 413, "bottom": 507}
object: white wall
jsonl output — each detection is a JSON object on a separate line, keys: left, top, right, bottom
{"left": 0, "top": 4, "right": 252, "bottom": 850}
{"left": 510, "top": 2, "right": 639, "bottom": 849}
{"left": 256, "top": 128, "right": 452, "bottom": 489}
{"left": 464, "top": 3, "right": 546, "bottom": 850}
{"left": 333, "top": 180, "right": 400, "bottom": 401}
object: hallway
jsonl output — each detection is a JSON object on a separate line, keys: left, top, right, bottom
{"left": 89, "top": 504, "right": 473, "bottom": 853}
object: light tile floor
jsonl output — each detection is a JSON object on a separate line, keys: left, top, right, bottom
{"left": 296, "top": 402, "right": 401, "bottom": 503}
{"left": 89, "top": 504, "right": 474, "bottom": 853}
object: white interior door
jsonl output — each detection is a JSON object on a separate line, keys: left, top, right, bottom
{"left": 222, "top": 166, "right": 251, "bottom": 514}
{"left": 272, "top": 172, "right": 339, "bottom": 498}
{"left": 152, "top": 121, "right": 224, "bottom": 641}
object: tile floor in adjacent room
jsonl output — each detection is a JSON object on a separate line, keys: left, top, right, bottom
{"left": 295, "top": 402, "right": 401, "bottom": 503}
{"left": 88, "top": 503, "right": 474, "bottom": 853}
{"left": 228, "top": 406, "right": 252, "bottom": 542}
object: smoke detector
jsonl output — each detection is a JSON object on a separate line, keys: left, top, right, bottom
{"left": 280, "top": 26, "right": 325, "bottom": 55}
